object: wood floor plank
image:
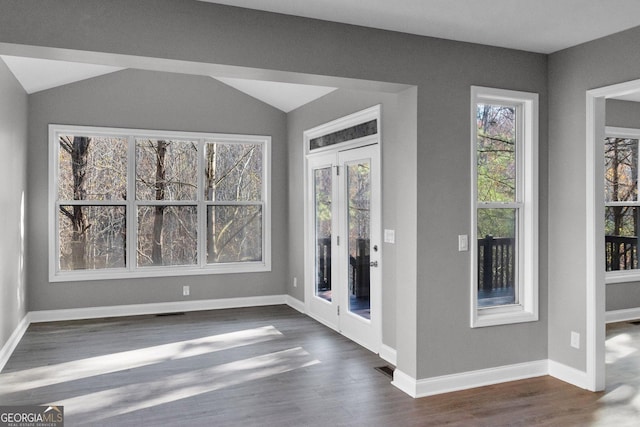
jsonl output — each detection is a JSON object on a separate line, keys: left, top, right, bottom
{"left": 1, "top": 305, "right": 640, "bottom": 426}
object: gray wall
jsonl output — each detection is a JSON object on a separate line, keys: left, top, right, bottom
{"left": 27, "top": 68, "right": 288, "bottom": 311}
{"left": 604, "top": 99, "right": 640, "bottom": 311}
{"left": 548, "top": 26, "right": 640, "bottom": 371}
{"left": 415, "top": 50, "right": 549, "bottom": 378}
{"left": 606, "top": 99, "right": 640, "bottom": 128}
{"left": 1, "top": 0, "right": 549, "bottom": 381}
{"left": 0, "top": 58, "right": 28, "bottom": 350}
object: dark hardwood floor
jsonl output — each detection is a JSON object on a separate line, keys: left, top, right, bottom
{"left": 1, "top": 305, "right": 639, "bottom": 426}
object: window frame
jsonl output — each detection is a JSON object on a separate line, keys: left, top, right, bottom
{"left": 470, "top": 86, "right": 539, "bottom": 328}
{"left": 49, "top": 124, "right": 271, "bottom": 282}
{"left": 604, "top": 126, "right": 640, "bottom": 284}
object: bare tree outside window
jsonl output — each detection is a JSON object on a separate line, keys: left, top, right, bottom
{"left": 604, "top": 136, "right": 639, "bottom": 271}
{"left": 135, "top": 139, "right": 198, "bottom": 267}
{"left": 205, "top": 142, "right": 263, "bottom": 263}
{"left": 57, "top": 135, "right": 127, "bottom": 271}
{"left": 475, "top": 104, "right": 517, "bottom": 306}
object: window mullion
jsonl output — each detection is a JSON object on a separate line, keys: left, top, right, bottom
{"left": 128, "top": 134, "right": 136, "bottom": 273}
{"left": 476, "top": 202, "right": 522, "bottom": 209}
{"left": 56, "top": 200, "right": 127, "bottom": 206}
{"left": 198, "top": 138, "right": 205, "bottom": 268}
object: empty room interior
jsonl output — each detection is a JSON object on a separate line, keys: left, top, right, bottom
{"left": 4, "top": 0, "right": 640, "bottom": 425}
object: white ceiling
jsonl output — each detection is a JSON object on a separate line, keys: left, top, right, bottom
{"left": 199, "top": 0, "right": 640, "bottom": 54}
{"left": 611, "top": 92, "right": 640, "bottom": 103}
{"left": 4, "top": 1, "right": 640, "bottom": 107}
{"left": 214, "top": 77, "right": 336, "bottom": 112}
{"left": 0, "top": 56, "right": 124, "bottom": 94}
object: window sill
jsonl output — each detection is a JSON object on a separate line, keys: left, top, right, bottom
{"left": 606, "top": 270, "right": 640, "bottom": 284}
{"left": 471, "top": 305, "right": 538, "bottom": 328}
{"left": 50, "top": 262, "right": 271, "bottom": 283}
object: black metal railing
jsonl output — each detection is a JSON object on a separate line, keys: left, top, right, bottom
{"left": 478, "top": 235, "right": 515, "bottom": 292}
{"left": 349, "top": 238, "right": 370, "bottom": 298}
{"left": 317, "top": 237, "right": 332, "bottom": 291}
{"left": 606, "top": 235, "right": 638, "bottom": 271}
{"left": 316, "top": 237, "right": 370, "bottom": 297}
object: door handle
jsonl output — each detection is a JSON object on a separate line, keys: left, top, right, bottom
{"left": 370, "top": 261, "right": 378, "bottom": 268}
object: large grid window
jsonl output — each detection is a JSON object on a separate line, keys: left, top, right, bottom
{"left": 604, "top": 127, "right": 640, "bottom": 279}
{"left": 471, "top": 87, "right": 538, "bottom": 328}
{"left": 49, "top": 125, "right": 270, "bottom": 282}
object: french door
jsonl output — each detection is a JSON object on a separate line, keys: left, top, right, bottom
{"left": 306, "top": 144, "right": 381, "bottom": 353}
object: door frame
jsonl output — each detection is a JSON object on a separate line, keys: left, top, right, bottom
{"left": 586, "top": 78, "right": 640, "bottom": 391}
{"left": 303, "top": 105, "right": 382, "bottom": 354}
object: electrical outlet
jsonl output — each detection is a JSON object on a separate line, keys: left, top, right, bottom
{"left": 293, "top": 277, "right": 297, "bottom": 288}
{"left": 183, "top": 285, "right": 190, "bottom": 296}
{"left": 571, "top": 331, "right": 580, "bottom": 349}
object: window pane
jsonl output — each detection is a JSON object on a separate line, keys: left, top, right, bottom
{"left": 476, "top": 104, "right": 516, "bottom": 202}
{"left": 314, "top": 167, "right": 332, "bottom": 302}
{"left": 347, "top": 161, "right": 371, "bottom": 319}
{"left": 605, "top": 206, "right": 639, "bottom": 271}
{"left": 58, "top": 205, "right": 126, "bottom": 271}
{"left": 58, "top": 135, "right": 127, "bottom": 201}
{"left": 204, "top": 142, "right": 262, "bottom": 201}
{"left": 207, "top": 205, "right": 262, "bottom": 263}
{"left": 477, "top": 208, "right": 517, "bottom": 307}
{"left": 137, "top": 205, "right": 197, "bottom": 267}
{"left": 605, "top": 137, "right": 638, "bottom": 203}
{"left": 136, "top": 139, "right": 198, "bottom": 201}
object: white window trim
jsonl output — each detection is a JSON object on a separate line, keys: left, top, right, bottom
{"left": 48, "top": 124, "right": 271, "bottom": 282}
{"left": 470, "top": 86, "right": 539, "bottom": 328}
{"left": 604, "top": 126, "right": 640, "bottom": 284}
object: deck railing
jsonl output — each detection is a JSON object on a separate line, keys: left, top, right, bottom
{"left": 606, "top": 235, "right": 638, "bottom": 271}
{"left": 478, "top": 235, "right": 515, "bottom": 292}
{"left": 316, "top": 237, "right": 370, "bottom": 297}
{"left": 317, "top": 237, "right": 332, "bottom": 291}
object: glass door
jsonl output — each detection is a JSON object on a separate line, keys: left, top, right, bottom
{"left": 337, "top": 145, "right": 380, "bottom": 351}
{"left": 305, "top": 144, "right": 381, "bottom": 353}
{"left": 307, "top": 153, "right": 339, "bottom": 329}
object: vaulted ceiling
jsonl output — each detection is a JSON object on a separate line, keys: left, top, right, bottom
{"left": 4, "top": 1, "right": 640, "bottom": 108}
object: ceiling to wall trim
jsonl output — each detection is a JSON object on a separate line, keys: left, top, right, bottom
{"left": 198, "top": 0, "right": 640, "bottom": 54}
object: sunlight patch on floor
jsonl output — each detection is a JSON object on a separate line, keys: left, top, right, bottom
{"left": 0, "top": 325, "right": 282, "bottom": 393}
{"left": 600, "top": 384, "right": 637, "bottom": 403}
{"left": 606, "top": 333, "right": 637, "bottom": 364}
{"left": 55, "top": 347, "right": 320, "bottom": 423}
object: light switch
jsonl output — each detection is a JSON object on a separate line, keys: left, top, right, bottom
{"left": 458, "top": 235, "right": 468, "bottom": 251}
{"left": 384, "top": 229, "right": 395, "bottom": 244}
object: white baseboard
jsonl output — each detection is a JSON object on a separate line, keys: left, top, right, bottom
{"left": 29, "top": 295, "right": 288, "bottom": 323}
{"left": 391, "top": 368, "right": 418, "bottom": 397}
{"left": 285, "top": 295, "right": 305, "bottom": 314}
{"left": 606, "top": 307, "right": 640, "bottom": 324}
{"left": 379, "top": 344, "right": 397, "bottom": 366}
{"left": 548, "top": 359, "right": 589, "bottom": 390}
{"left": 393, "top": 360, "right": 548, "bottom": 398}
{"left": 0, "top": 314, "right": 30, "bottom": 372}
